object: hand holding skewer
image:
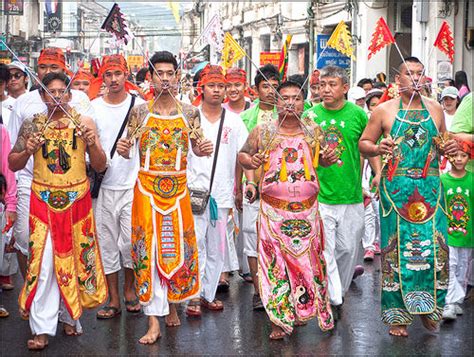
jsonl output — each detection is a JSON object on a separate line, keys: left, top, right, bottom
{"left": 25, "top": 132, "right": 45, "bottom": 156}
{"left": 433, "top": 132, "right": 458, "bottom": 160}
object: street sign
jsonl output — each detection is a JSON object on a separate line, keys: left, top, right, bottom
{"left": 260, "top": 52, "right": 280, "bottom": 66}
{"left": 4, "top": 0, "right": 24, "bottom": 15}
{"left": 128, "top": 55, "right": 144, "bottom": 72}
{"left": 316, "top": 34, "right": 350, "bottom": 69}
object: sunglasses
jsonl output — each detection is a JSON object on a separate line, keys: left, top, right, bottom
{"left": 10, "top": 72, "right": 26, "bottom": 80}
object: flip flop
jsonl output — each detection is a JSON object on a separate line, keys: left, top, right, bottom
{"left": 201, "top": 298, "right": 224, "bottom": 311}
{"left": 96, "top": 306, "right": 121, "bottom": 319}
{"left": 217, "top": 280, "right": 230, "bottom": 293}
{"left": 0, "top": 306, "right": 9, "bottom": 318}
{"left": 185, "top": 300, "right": 202, "bottom": 317}
{"left": 124, "top": 298, "right": 141, "bottom": 313}
{"left": 239, "top": 272, "right": 253, "bottom": 283}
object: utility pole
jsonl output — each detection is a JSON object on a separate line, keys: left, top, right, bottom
{"left": 308, "top": 1, "right": 315, "bottom": 72}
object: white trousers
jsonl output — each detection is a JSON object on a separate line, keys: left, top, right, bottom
{"left": 95, "top": 188, "right": 133, "bottom": 274}
{"left": 142, "top": 251, "right": 169, "bottom": 316}
{"left": 242, "top": 199, "right": 259, "bottom": 258}
{"left": 222, "top": 210, "right": 239, "bottom": 272}
{"left": 362, "top": 195, "right": 380, "bottom": 251}
{"left": 13, "top": 186, "right": 30, "bottom": 256}
{"left": 320, "top": 203, "right": 365, "bottom": 306}
{"left": 234, "top": 209, "right": 250, "bottom": 274}
{"left": 446, "top": 246, "right": 473, "bottom": 304}
{"left": 29, "top": 233, "right": 82, "bottom": 336}
{"left": 194, "top": 207, "right": 227, "bottom": 302}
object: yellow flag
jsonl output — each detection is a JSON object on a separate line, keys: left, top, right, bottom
{"left": 167, "top": 2, "right": 180, "bottom": 24}
{"left": 326, "top": 20, "right": 356, "bottom": 60}
{"left": 221, "top": 32, "right": 246, "bottom": 70}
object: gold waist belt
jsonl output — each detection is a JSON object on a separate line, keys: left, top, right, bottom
{"left": 261, "top": 193, "right": 316, "bottom": 213}
{"left": 382, "top": 167, "right": 439, "bottom": 179}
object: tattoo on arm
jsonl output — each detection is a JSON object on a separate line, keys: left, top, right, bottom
{"left": 239, "top": 126, "right": 260, "bottom": 156}
{"left": 11, "top": 119, "right": 38, "bottom": 153}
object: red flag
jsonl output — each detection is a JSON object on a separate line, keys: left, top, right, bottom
{"left": 368, "top": 17, "right": 395, "bottom": 60}
{"left": 433, "top": 21, "right": 455, "bottom": 63}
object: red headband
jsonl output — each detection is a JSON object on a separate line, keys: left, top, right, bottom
{"left": 88, "top": 55, "right": 143, "bottom": 100}
{"left": 38, "top": 47, "right": 66, "bottom": 70}
{"left": 99, "top": 55, "right": 128, "bottom": 76}
{"left": 225, "top": 67, "right": 247, "bottom": 84}
{"left": 192, "top": 64, "right": 226, "bottom": 106}
{"left": 72, "top": 69, "right": 94, "bottom": 82}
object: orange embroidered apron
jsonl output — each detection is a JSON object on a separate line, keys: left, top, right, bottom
{"left": 18, "top": 118, "right": 107, "bottom": 320}
{"left": 132, "top": 112, "right": 200, "bottom": 303}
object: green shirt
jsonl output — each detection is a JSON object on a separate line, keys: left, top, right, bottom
{"left": 240, "top": 101, "right": 277, "bottom": 131}
{"left": 441, "top": 171, "right": 474, "bottom": 248}
{"left": 450, "top": 93, "right": 473, "bottom": 172}
{"left": 304, "top": 101, "right": 368, "bottom": 204}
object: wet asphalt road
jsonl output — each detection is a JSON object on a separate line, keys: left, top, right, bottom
{"left": 0, "top": 255, "right": 472, "bottom": 356}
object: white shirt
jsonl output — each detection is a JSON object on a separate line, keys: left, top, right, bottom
{"left": 187, "top": 107, "right": 248, "bottom": 209}
{"left": 8, "top": 89, "right": 95, "bottom": 188}
{"left": 444, "top": 111, "right": 454, "bottom": 131}
{"left": 1, "top": 96, "right": 15, "bottom": 128}
{"left": 92, "top": 94, "right": 145, "bottom": 190}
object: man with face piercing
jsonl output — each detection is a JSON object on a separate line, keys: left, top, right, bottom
{"left": 8, "top": 72, "right": 107, "bottom": 350}
{"left": 359, "top": 57, "right": 459, "bottom": 337}
{"left": 116, "top": 51, "right": 213, "bottom": 344}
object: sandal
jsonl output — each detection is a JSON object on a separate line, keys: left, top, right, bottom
{"left": 124, "top": 298, "right": 141, "bottom": 313}
{"left": 0, "top": 306, "right": 9, "bottom": 318}
{"left": 186, "top": 300, "right": 202, "bottom": 317}
{"left": 217, "top": 280, "right": 230, "bottom": 293}
{"left": 96, "top": 305, "right": 121, "bottom": 319}
{"left": 201, "top": 298, "right": 224, "bottom": 311}
{"left": 239, "top": 272, "right": 253, "bottom": 283}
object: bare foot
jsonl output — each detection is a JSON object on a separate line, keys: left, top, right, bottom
{"left": 389, "top": 325, "right": 408, "bottom": 337}
{"left": 139, "top": 316, "right": 161, "bottom": 344}
{"left": 269, "top": 323, "right": 286, "bottom": 340}
{"left": 19, "top": 309, "right": 29, "bottom": 320}
{"left": 63, "top": 323, "right": 82, "bottom": 336}
{"left": 420, "top": 316, "right": 440, "bottom": 333}
{"left": 165, "top": 304, "right": 181, "bottom": 327}
{"left": 27, "top": 334, "right": 49, "bottom": 350}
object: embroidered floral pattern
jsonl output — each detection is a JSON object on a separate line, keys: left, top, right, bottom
{"left": 132, "top": 226, "right": 148, "bottom": 276}
{"left": 77, "top": 218, "right": 98, "bottom": 295}
{"left": 58, "top": 267, "right": 73, "bottom": 287}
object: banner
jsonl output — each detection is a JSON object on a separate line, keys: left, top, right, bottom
{"left": 260, "top": 52, "right": 280, "bottom": 66}
{"left": 44, "top": 0, "right": 62, "bottom": 33}
{"left": 278, "top": 34, "right": 293, "bottom": 82}
{"left": 221, "top": 32, "right": 246, "bottom": 70}
{"left": 128, "top": 55, "right": 144, "bottom": 71}
{"left": 4, "top": 0, "right": 24, "bottom": 15}
{"left": 433, "top": 21, "right": 455, "bottom": 64}
{"left": 326, "top": 20, "right": 355, "bottom": 60}
{"left": 368, "top": 17, "right": 395, "bottom": 60}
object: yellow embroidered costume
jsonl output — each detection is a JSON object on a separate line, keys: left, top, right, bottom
{"left": 19, "top": 116, "right": 107, "bottom": 320}
{"left": 130, "top": 103, "right": 200, "bottom": 303}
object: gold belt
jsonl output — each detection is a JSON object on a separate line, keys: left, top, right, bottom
{"left": 382, "top": 167, "right": 439, "bottom": 179}
{"left": 261, "top": 193, "right": 315, "bottom": 212}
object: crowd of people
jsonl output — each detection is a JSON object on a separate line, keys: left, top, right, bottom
{"left": 0, "top": 47, "right": 472, "bottom": 350}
